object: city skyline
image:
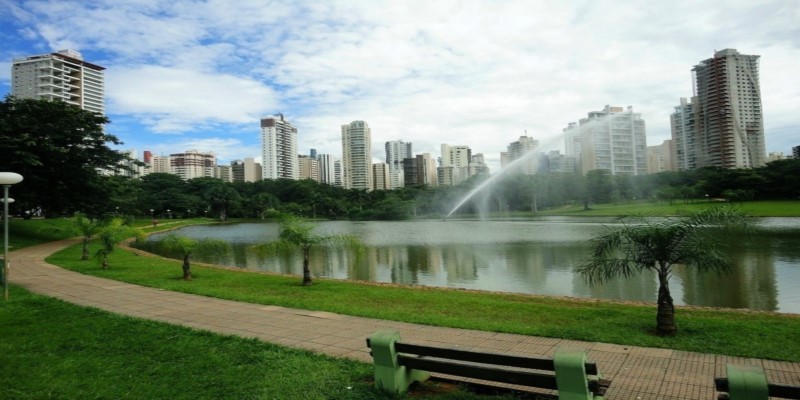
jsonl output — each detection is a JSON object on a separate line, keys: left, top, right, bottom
{"left": 1, "top": 1, "right": 798, "bottom": 174}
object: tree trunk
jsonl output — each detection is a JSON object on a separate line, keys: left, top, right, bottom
{"left": 182, "top": 255, "right": 192, "bottom": 280}
{"left": 81, "top": 240, "right": 90, "bottom": 261}
{"left": 656, "top": 268, "right": 676, "bottom": 336}
{"left": 302, "top": 248, "right": 313, "bottom": 286}
{"left": 102, "top": 254, "right": 109, "bottom": 270}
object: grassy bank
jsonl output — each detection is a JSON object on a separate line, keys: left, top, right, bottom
{"left": 531, "top": 200, "right": 800, "bottom": 217}
{"left": 47, "top": 241, "right": 800, "bottom": 362}
{"left": 0, "top": 287, "right": 513, "bottom": 400}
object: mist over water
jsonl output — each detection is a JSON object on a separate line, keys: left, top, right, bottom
{"left": 446, "top": 133, "right": 566, "bottom": 218}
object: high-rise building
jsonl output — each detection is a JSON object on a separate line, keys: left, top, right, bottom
{"left": 341, "top": 121, "right": 373, "bottom": 190}
{"left": 298, "top": 155, "right": 320, "bottom": 182}
{"left": 403, "top": 153, "right": 437, "bottom": 187}
{"left": 692, "top": 49, "right": 765, "bottom": 168}
{"left": 563, "top": 105, "right": 648, "bottom": 175}
{"left": 671, "top": 97, "right": 699, "bottom": 171}
{"left": 439, "top": 144, "right": 472, "bottom": 186}
{"left": 149, "top": 155, "right": 171, "bottom": 174}
{"left": 231, "top": 158, "right": 262, "bottom": 182}
{"left": 215, "top": 165, "right": 233, "bottom": 182}
{"left": 317, "top": 154, "right": 337, "bottom": 185}
{"left": 372, "top": 163, "right": 391, "bottom": 190}
{"left": 469, "top": 154, "right": 491, "bottom": 176}
{"left": 11, "top": 49, "right": 105, "bottom": 114}
{"left": 505, "top": 135, "right": 540, "bottom": 175}
{"left": 261, "top": 114, "right": 298, "bottom": 180}
{"left": 793, "top": 146, "right": 800, "bottom": 159}
{"left": 170, "top": 150, "right": 216, "bottom": 180}
{"left": 544, "top": 151, "right": 577, "bottom": 174}
{"left": 647, "top": 140, "right": 675, "bottom": 174}
{"left": 386, "top": 140, "right": 412, "bottom": 189}
{"left": 333, "top": 160, "right": 343, "bottom": 187}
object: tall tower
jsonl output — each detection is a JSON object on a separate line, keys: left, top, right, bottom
{"left": 692, "top": 49, "right": 765, "bottom": 168}
{"left": 671, "top": 97, "right": 699, "bottom": 170}
{"left": 12, "top": 49, "right": 105, "bottom": 114}
{"left": 341, "top": 121, "right": 373, "bottom": 190}
{"left": 260, "top": 114, "right": 298, "bottom": 180}
{"left": 385, "top": 140, "right": 412, "bottom": 189}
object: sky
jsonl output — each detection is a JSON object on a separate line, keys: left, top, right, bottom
{"left": 1, "top": 0, "right": 798, "bottom": 173}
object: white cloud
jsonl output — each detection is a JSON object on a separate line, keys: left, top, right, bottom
{"left": 4, "top": 0, "right": 799, "bottom": 173}
{"left": 106, "top": 66, "right": 279, "bottom": 132}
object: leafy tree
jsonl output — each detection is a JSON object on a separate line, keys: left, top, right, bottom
{"left": 152, "top": 233, "right": 229, "bottom": 280}
{"left": 252, "top": 213, "right": 362, "bottom": 286}
{"left": 94, "top": 218, "right": 139, "bottom": 269}
{"left": 575, "top": 208, "right": 750, "bottom": 336}
{"left": 0, "top": 97, "right": 135, "bottom": 215}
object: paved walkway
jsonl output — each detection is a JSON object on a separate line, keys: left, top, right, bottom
{"left": 9, "top": 240, "right": 800, "bottom": 399}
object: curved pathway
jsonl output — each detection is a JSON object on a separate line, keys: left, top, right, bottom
{"left": 10, "top": 240, "right": 800, "bottom": 399}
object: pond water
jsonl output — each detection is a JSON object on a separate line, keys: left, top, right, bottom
{"left": 150, "top": 217, "right": 800, "bottom": 313}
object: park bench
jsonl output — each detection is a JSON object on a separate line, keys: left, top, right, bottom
{"left": 366, "top": 330, "right": 610, "bottom": 399}
{"left": 715, "top": 364, "right": 800, "bottom": 400}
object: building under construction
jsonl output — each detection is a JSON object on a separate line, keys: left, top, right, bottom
{"left": 691, "top": 49, "right": 766, "bottom": 169}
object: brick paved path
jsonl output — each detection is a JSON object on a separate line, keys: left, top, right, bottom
{"left": 9, "top": 239, "right": 800, "bottom": 399}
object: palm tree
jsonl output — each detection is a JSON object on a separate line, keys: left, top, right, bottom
{"left": 253, "top": 213, "right": 362, "bottom": 286}
{"left": 44, "top": 212, "right": 103, "bottom": 260}
{"left": 94, "top": 218, "right": 139, "bottom": 270}
{"left": 154, "top": 233, "right": 229, "bottom": 280}
{"left": 575, "top": 208, "right": 750, "bottom": 336}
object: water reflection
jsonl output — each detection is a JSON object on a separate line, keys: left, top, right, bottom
{"left": 147, "top": 219, "right": 800, "bottom": 313}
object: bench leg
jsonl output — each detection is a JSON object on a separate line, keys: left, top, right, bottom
{"left": 369, "top": 330, "right": 431, "bottom": 395}
{"left": 554, "top": 348, "right": 602, "bottom": 400}
{"left": 725, "top": 364, "right": 769, "bottom": 400}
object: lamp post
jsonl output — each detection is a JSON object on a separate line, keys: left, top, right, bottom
{"left": 167, "top": 209, "right": 172, "bottom": 219}
{"left": 0, "top": 172, "right": 24, "bottom": 301}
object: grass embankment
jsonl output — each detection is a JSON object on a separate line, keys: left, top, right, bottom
{"left": 1, "top": 287, "right": 512, "bottom": 400}
{"left": 48, "top": 242, "right": 800, "bottom": 362}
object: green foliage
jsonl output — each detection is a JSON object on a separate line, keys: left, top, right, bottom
{"left": 94, "top": 218, "right": 140, "bottom": 269}
{"left": 0, "top": 96, "right": 136, "bottom": 215}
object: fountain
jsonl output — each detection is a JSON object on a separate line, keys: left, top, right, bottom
{"left": 446, "top": 133, "right": 566, "bottom": 218}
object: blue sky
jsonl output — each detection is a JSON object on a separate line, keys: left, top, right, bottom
{"left": 2, "top": 0, "right": 798, "bottom": 172}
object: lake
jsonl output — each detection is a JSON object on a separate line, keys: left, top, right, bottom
{"left": 150, "top": 217, "right": 800, "bottom": 313}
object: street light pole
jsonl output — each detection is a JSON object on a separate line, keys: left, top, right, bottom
{"left": 0, "top": 172, "right": 24, "bottom": 301}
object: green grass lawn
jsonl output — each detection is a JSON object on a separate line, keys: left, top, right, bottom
{"left": 46, "top": 241, "right": 800, "bottom": 362}
{"left": 1, "top": 287, "right": 520, "bottom": 400}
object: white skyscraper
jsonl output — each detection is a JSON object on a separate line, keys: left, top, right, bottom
{"left": 260, "top": 114, "right": 298, "bottom": 180}
{"left": 385, "top": 140, "right": 412, "bottom": 189}
{"left": 341, "top": 121, "right": 373, "bottom": 190}
{"left": 564, "top": 105, "right": 648, "bottom": 175}
{"left": 12, "top": 49, "right": 105, "bottom": 114}
{"left": 317, "top": 154, "right": 337, "bottom": 185}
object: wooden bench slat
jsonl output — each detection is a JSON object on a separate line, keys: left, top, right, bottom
{"left": 392, "top": 341, "right": 599, "bottom": 375}
{"left": 769, "top": 383, "right": 800, "bottom": 399}
{"left": 397, "top": 354, "right": 560, "bottom": 390}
